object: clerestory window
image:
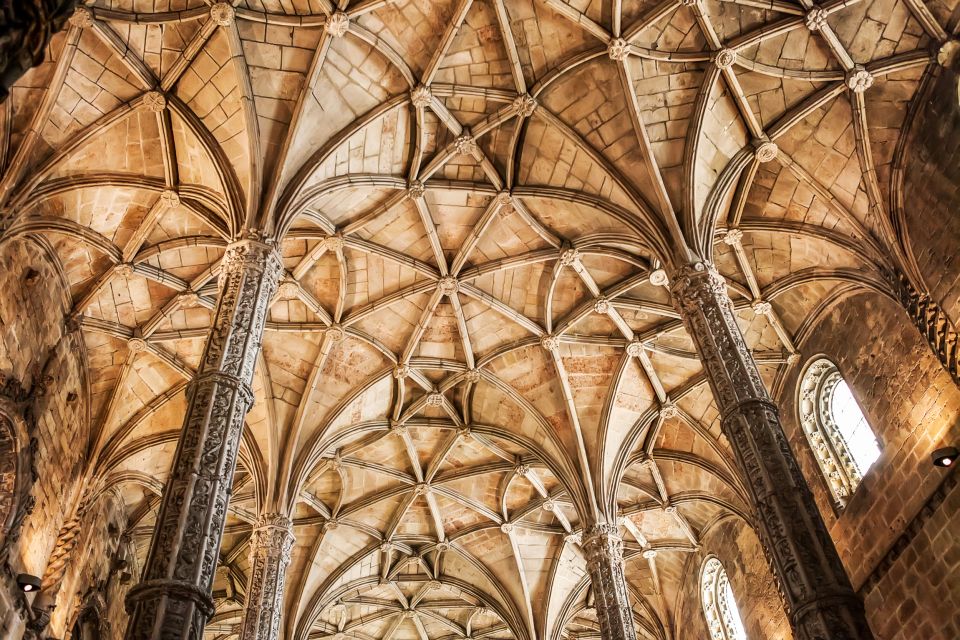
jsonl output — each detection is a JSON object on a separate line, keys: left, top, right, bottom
{"left": 798, "top": 358, "right": 881, "bottom": 509}
{"left": 701, "top": 557, "right": 747, "bottom": 640}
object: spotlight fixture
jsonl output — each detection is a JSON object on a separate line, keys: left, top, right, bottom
{"left": 932, "top": 446, "right": 959, "bottom": 468}
{"left": 16, "top": 574, "right": 41, "bottom": 592}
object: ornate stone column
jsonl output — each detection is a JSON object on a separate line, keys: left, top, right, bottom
{"left": 581, "top": 524, "right": 636, "bottom": 640}
{"left": 0, "top": 0, "right": 77, "bottom": 100}
{"left": 671, "top": 263, "right": 873, "bottom": 640}
{"left": 124, "top": 238, "right": 282, "bottom": 640}
{"left": 238, "top": 514, "right": 295, "bottom": 640}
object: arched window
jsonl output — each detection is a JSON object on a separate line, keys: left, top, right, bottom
{"left": 798, "top": 358, "right": 881, "bottom": 508}
{"left": 701, "top": 557, "right": 747, "bottom": 640}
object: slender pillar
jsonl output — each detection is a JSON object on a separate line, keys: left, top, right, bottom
{"left": 581, "top": 524, "right": 636, "bottom": 640}
{"left": 0, "top": 0, "right": 77, "bottom": 100}
{"left": 124, "top": 237, "right": 282, "bottom": 640}
{"left": 239, "top": 514, "right": 295, "bottom": 640}
{"left": 670, "top": 263, "right": 873, "bottom": 640}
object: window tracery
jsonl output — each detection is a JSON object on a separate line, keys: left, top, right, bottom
{"left": 700, "top": 557, "right": 747, "bottom": 640}
{"left": 798, "top": 358, "right": 881, "bottom": 508}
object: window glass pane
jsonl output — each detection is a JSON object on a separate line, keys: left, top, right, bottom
{"left": 830, "top": 379, "right": 880, "bottom": 474}
{"left": 722, "top": 579, "right": 747, "bottom": 640}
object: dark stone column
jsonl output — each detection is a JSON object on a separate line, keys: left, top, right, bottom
{"left": 239, "top": 514, "right": 295, "bottom": 640}
{"left": 581, "top": 524, "right": 636, "bottom": 640}
{"left": 124, "top": 238, "right": 282, "bottom": 640}
{"left": 0, "top": 0, "right": 77, "bottom": 101}
{"left": 671, "top": 263, "right": 874, "bottom": 640}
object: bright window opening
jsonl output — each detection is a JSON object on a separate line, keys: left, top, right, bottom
{"left": 701, "top": 557, "right": 748, "bottom": 640}
{"left": 798, "top": 358, "right": 881, "bottom": 509}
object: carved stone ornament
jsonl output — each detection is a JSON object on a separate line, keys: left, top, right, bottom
{"left": 124, "top": 238, "right": 282, "bottom": 640}
{"left": 324, "top": 234, "right": 344, "bottom": 252}
{"left": 540, "top": 334, "right": 560, "bottom": 352}
{"left": 410, "top": 84, "right": 433, "bottom": 108}
{"left": 178, "top": 291, "right": 200, "bottom": 308}
{"left": 805, "top": 7, "right": 829, "bottom": 31}
{"left": 593, "top": 296, "right": 611, "bottom": 314}
{"left": 115, "top": 262, "right": 135, "bottom": 278}
{"left": 454, "top": 133, "right": 478, "bottom": 157}
{"left": 846, "top": 66, "right": 874, "bottom": 93}
{"left": 513, "top": 93, "right": 538, "bottom": 117}
{"left": 209, "top": 2, "right": 235, "bottom": 27}
{"left": 754, "top": 139, "right": 779, "bottom": 163}
{"left": 276, "top": 278, "right": 300, "bottom": 299}
{"left": 581, "top": 524, "right": 637, "bottom": 640}
{"left": 69, "top": 6, "right": 94, "bottom": 29}
{"left": 160, "top": 189, "right": 180, "bottom": 208}
{"left": 143, "top": 91, "right": 167, "bottom": 113}
{"left": 607, "top": 38, "right": 629, "bottom": 61}
{"left": 326, "top": 324, "right": 346, "bottom": 343}
{"left": 559, "top": 248, "right": 580, "bottom": 266}
{"left": 393, "top": 364, "right": 410, "bottom": 379}
{"left": 713, "top": 48, "right": 737, "bottom": 69}
{"left": 669, "top": 262, "right": 874, "bottom": 640}
{"left": 325, "top": 11, "right": 350, "bottom": 37}
{"left": 659, "top": 402, "right": 678, "bottom": 419}
{"left": 128, "top": 337, "right": 148, "bottom": 353}
{"left": 407, "top": 180, "right": 426, "bottom": 199}
{"left": 751, "top": 300, "right": 772, "bottom": 316}
{"left": 500, "top": 522, "right": 514, "bottom": 533}
{"left": 625, "top": 340, "right": 644, "bottom": 358}
{"left": 649, "top": 268, "right": 669, "bottom": 286}
{"left": 887, "top": 271, "right": 960, "bottom": 386}
{"left": 438, "top": 276, "right": 459, "bottom": 295}
{"left": 425, "top": 392, "right": 444, "bottom": 407}
{"left": 239, "top": 514, "right": 295, "bottom": 640}
{"left": 464, "top": 368, "right": 481, "bottom": 384}
{"left": 722, "top": 228, "right": 743, "bottom": 245}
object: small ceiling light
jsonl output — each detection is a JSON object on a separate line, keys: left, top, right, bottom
{"left": 16, "top": 574, "right": 41, "bottom": 592}
{"left": 932, "top": 446, "right": 959, "bottom": 468}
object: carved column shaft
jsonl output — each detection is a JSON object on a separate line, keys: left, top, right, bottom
{"left": 671, "top": 263, "right": 873, "bottom": 640}
{"left": 239, "top": 514, "right": 295, "bottom": 640}
{"left": 581, "top": 524, "right": 636, "bottom": 640}
{"left": 124, "top": 239, "right": 282, "bottom": 640}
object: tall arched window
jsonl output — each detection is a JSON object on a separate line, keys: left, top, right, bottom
{"left": 798, "top": 358, "right": 881, "bottom": 508}
{"left": 701, "top": 557, "right": 747, "bottom": 640}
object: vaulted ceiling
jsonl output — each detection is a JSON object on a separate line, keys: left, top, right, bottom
{"left": 0, "top": 0, "right": 952, "bottom": 638}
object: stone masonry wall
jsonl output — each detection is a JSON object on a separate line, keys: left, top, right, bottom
{"left": 776, "top": 291, "right": 960, "bottom": 639}
{"left": 672, "top": 516, "right": 790, "bottom": 640}
{"left": 902, "top": 66, "right": 960, "bottom": 322}
{"left": 0, "top": 235, "right": 90, "bottom": 633}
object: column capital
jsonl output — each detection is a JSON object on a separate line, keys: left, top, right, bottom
{"left": 250, "top": 514, "right": 295, "bottom": 563}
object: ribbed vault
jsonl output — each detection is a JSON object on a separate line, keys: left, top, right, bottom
{"left": 1, "top": 0, "right": 955, "bottom": 637}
